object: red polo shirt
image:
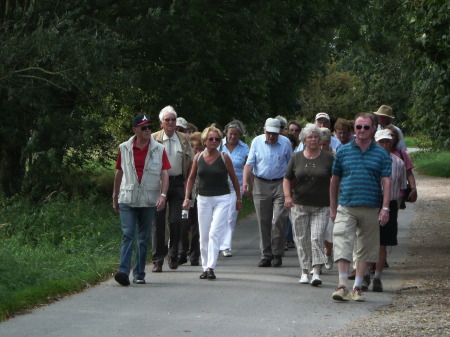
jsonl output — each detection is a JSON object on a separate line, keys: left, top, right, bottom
{"left": 115, "top": 139, "right": 171, "bottom": 183}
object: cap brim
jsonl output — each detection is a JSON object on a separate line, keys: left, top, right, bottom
{"left": 265, "top": 127, "right": 280, "bottom": 133}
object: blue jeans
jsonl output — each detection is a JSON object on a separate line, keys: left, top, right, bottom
{"left": 118, "top": 204, "right": 156, "bottom": 279}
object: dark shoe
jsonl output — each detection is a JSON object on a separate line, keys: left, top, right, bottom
{"left": 348, "top": 268, "right": 356, "bottom": 280}
{"left": 287, "top": 242, "right": 295, "bottom": 249}
{"left": 168, "top": 257, "right": 179, "bottom": 270}
{"left": 372, "top": 278, "right": 383, "bottom": 292}
{"left": 272, "top": 255, "right": 282, "bottom": 267}
{"left": 178, "top": 254, "right": 188, "bottom": 265}
{"left": 384, "top": 261, "right": 389, "bottom": 268}
{"left": 132, "top": 278, "right": 146, "bottom": 284}
{"left": 152, "top": 263, "right": 162, "bottom": 273}
{"left": 190, "top": 260, "right": 200, "bottom": 266}
{"left": 258, "top": 258, "right": 272, "bottom": 267}
{"left": 199, "top": 271, "right": 208, "bottom": 279}
{"left": 361, "top": 274, "right": 371, "bottom": 291}
{"left": 114, "top": 272, "right": 130, "bottom": 286}
{"left": 207, "top": 269, "right": 216, "bottom": 280}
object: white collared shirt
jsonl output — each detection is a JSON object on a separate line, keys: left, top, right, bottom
{"left": 163, "top": 132, "right": 183, "bottom": 176}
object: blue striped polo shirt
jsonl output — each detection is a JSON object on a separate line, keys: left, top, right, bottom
{"left": 333, "top": 140, "right": 391, "bottom": 208}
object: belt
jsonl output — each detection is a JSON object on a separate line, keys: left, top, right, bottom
{"left": 169, "top": 174, "right": 183, "bottom": 180}
{"left": 255, "top": 176, "right": 283, "bottom": 182}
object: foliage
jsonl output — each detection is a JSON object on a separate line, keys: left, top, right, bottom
{"left": 0, "top": 193, "right": 121, "bottom": 320}
{"left": 411, "top": 151, "right": 450, "bottom": 177}
{"left": 404, "top": 0, "right": 450, "bottom": 149}
{"left": 0, "top": 0, "right": 360, "bottom": 198}
{"left": 298, "top": 62, "right": 365, "bottom": 122}
{"left": 334, "top": 0, "right": 449, "bottom": 149}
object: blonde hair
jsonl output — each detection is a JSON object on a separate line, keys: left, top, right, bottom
{"left": 201, "top": 126, "right": 223, "bottom": 144}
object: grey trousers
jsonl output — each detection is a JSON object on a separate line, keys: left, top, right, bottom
{"left": 253, "top": 178, "right": 287, "bottom": 258}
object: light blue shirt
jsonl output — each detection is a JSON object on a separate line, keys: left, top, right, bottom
{"left": 221, "top": 139, "right": 249, "bottom": 186}
{"left": 246, "top": 134, "right": 292, "bottom": 180}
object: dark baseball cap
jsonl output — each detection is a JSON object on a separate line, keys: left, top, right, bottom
{"left": 132, "top": 114, "right": 151, "bottom": 127}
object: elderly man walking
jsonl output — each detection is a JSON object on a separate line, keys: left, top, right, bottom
{"left": 151, "top": 106, "right": 194, "bottom": 272}
{"left": 113, "top": 114, "right": 170, "bottom": 286}
{"left": 330, "top": 112, "right": 391, "bottom": 302}
{"left": 243, "top": 118, "right": 292, "bottom": 267}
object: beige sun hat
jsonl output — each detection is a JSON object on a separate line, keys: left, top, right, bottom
{"left": 374, "top": 105, "right": 394, "bottom": 119}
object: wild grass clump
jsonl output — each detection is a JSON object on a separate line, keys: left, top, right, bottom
{"left": 411, "top": 151, "right": 450, "bottom": 178}
{"left": 0, "top": 193, "right": 121, "bottom": 321}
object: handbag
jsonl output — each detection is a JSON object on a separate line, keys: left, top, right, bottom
{"left": 398, "top": 150, "right": 411, "bottom": 209}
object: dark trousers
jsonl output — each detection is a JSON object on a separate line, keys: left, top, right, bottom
{"left": 152, "top": 175, "right": 184, "bottom": 265}
{"left": 179, "top": 200, "right": 200, "bottom": 261}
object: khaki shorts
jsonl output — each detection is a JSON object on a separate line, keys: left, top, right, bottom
{"left": 333, "top": 205, "right": 380, "bottom": 263}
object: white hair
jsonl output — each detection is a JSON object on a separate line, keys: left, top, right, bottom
{"left": 158, "top": 105, "right": 178, "bottom": 121}
{"left": 299, "top": 123, "right": 323, "bottom": 143}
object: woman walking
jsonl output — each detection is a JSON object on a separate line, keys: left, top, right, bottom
{"left": 283, "top": 124, "right": 334, "bottom": 286}
{"left": 183, "top": 126, "right": 242, "bottom": 280}
{"left": 220, "top": 120, "right": 249, "bottom": 257}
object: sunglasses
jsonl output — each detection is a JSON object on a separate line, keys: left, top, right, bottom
{"left": 355, "top": 125, "right": 371, "bottom": 130}
{"left": 140, "top": 125, "right": 151, "bottom": 131}
{"left": 164, "top": 118, "right": 176, "bottom": 122}
{"left": 208, "top": 137, "right": 221, "bottom": 142}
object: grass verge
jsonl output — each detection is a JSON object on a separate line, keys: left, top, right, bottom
{"left": 410, "top": 151, "right": 450, "bottom": 178}
{"left": 0, "top": 194, "right": 121, "bottom": 321}
{"left": 0, "top": 189, "right": 255, "bottom": 321}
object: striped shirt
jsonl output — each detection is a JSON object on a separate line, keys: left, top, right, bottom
{"left": 389, "top": 153, "right": 407, "bottom": 201}
{"left": 333, "top": 140, "right": 391, "bottom": 208}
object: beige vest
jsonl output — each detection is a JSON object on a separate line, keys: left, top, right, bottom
{"left": 118, "top": 136, "right": 164, "bottom": 207}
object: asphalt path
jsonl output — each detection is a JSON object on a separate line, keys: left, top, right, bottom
{"left": 0, "top": 206, "right": 414, "bottom": 337}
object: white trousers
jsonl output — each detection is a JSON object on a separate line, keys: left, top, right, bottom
{"left": 220, "top": 188, "right": 240, "bottom": 250}
{"left": 197, "top": 194, "right": 231, "bottom": 271}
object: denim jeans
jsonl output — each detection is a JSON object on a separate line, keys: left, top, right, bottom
{"left": 118, "top": 204, "right": 156, "bottom": 279}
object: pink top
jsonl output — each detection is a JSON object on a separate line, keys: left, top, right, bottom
{"left": 392, "top": 148, "right": 414, "bottom": 171}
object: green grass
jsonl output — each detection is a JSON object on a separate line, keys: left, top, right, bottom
{"left": 0, "top": 175, "right": 256, "bottom": 321}
{"left": 0, "top": 194, "right": 121, "bottom": 321}
{"left": 410, "top": 151, "right": 450, "bottom": 178}
{"left": 238, "top": 194, "right": 255, "bottom": 220}
{"left": 404, "top": 136, "right": 421, "bottom": 148}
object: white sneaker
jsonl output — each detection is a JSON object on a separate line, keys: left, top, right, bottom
{"left": 310, "top": 274, "right": 322, "bottom": 287}
{"left": 222, "top": 249, "right": 232, "bottom": 257}
{"left": 299, "top": 274, "right": 309, "bottom": 284}
{"left": 325, "top": 255, "right": 333, "bottom": 270}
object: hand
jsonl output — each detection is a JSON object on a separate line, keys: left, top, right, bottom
{"left": 182, "top": 199, "right": 190, "bottom": 210}
{"left": 378, "top": 209, "right": 390, "bottom": 226}
{"left": 408, "top": 188, "right": 418, "bottom": 202}
{"left": 236, "top": 200, "right": 243, "bottom": 211}
{"left": 284, "top": 198, "right": 294, "bottom": 210}
{"left": 156, "top": 196, "right": 166, "bottom": 212}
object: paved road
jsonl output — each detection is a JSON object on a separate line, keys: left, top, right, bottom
{"left": 0, "top": 207, "right": 413, "bottom": 337}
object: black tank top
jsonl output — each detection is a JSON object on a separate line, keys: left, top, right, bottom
{"left": 197, "top": 153, "right": 230, "bottom": 196}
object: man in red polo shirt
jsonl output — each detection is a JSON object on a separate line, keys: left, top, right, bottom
{"left": 112, "top": 114, "right": 171, "bottom": 286}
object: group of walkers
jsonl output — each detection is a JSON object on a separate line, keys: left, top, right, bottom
{"left": 112, "top": 104, "right": 417, "bottom": 303}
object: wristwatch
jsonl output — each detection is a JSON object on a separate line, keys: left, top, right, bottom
{"left": 382, "top": 207, "right": 390, "bottom": 211}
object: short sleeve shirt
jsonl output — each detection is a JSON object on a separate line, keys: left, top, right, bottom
{"left": 333, "top": 140, "right": 391, "bottom": 208}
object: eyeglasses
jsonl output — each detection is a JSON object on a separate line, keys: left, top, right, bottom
{"left": 355, "top": 125, "right": 371, "bottom": 130}
{"left": 164, "top": 118, "right": 176, "bottom": 122}
{"left": 289, "top": 128, "right": 300, "bottom": 133}
{"left": 208, "top": 137, "right": 220, "bottom": 142}
{"left": 140, "top": 125, "right": 151, "bottom": 131}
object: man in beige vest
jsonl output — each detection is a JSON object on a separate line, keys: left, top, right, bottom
{"left": 113, "top": 114, "right": 170, "bottom": 286}
{"left": 152, "top": 106, "right": 194, "bottom": 272}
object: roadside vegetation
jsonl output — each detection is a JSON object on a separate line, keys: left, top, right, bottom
{"left": 411, "top": 151, "right": 450, "bottom": 178}
{"left": 0, "top": 166, "right": 255, "bottom": 321}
